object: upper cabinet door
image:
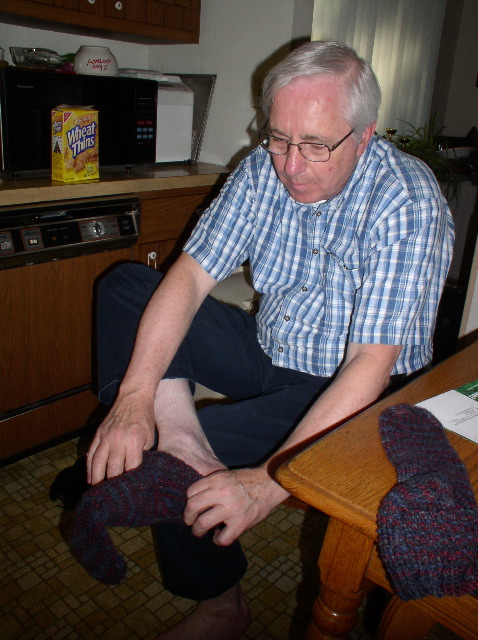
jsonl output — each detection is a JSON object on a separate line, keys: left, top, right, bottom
{"left": 146, "top": 0, "right": 200, "bottom": 34}
{"left": 0, "top": 0, "right": 200, "bottom": 43}
{"left": 77, "top": 0, "right": 102, "bottom": 15}
{"left": 54, "top": 0, "right": 79, "bottom": 9}
{"left": 103, "top": 0, "right": 146, "bottom": 22}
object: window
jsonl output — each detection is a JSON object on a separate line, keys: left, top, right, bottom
{"left": 312, "top": 0, "right": 447, "bottom": 135}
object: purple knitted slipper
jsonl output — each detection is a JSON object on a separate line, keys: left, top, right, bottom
{"left": 377, "top": 404, "right": 478, "bottom": 600}
{"left": 69, "top": 450, "right": 202, "bottom": 585}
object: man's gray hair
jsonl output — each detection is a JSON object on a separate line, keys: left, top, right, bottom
{"left": 262, "top": 41, "right": 381, "bottom": 137}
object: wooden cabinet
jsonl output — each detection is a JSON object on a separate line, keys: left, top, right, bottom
{"left": 0, "top": 0, "right": 201, "bottom": 44}
{"left": 134, "top": 184, "right": 222, "bottom": 268}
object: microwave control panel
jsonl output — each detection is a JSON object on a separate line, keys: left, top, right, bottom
{"left": 136, "top": 95, "right": 156, "bottom": 148}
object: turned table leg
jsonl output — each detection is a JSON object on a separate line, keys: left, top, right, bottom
{"left": 305, "top": 518, "right": 375, "bottom": 640}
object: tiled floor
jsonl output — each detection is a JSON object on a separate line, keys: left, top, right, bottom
{"left": 0, "top": 436, "right": 461, "bottom": 640}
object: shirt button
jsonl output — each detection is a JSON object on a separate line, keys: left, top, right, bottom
{"left": 301, "top": 286, "right": 307, "bottom": 292}
{"left": 278, "top": 346, "right": 283, "bottom": 353}
{"left": 284, "top": 315, "right": 290, "bottom": 321}
{"left": 316, "top": 211, "right": 321, "bottom": 217}
{"left": 312, "top": 248, "right": 319, "bottom": 255}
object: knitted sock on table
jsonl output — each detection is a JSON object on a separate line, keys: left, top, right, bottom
{"left": 377, "top": 403, "right": 478, "bottom": 600}
{"left": 69, "top": 450, "right": 202, "bottom": 585}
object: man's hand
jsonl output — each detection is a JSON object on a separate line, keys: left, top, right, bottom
{"left": 183, "top": 467, "right": 289, "bottom": 546}
{"left": 87, "top": 391, "right": 156, "bottom": 485}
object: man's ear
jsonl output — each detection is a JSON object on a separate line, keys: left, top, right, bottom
{"left": 357, "top": 122, "right": 376, "bottom": 157}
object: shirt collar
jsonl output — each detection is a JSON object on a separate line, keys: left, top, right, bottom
{"left": 317, "top": 135, "right": 378, "bottom": 210}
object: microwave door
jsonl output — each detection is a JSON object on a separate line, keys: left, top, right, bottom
{"left": 0, "top": 68, "right": 157, "bottom": 173}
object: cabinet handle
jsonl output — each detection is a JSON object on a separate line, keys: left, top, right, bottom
{"left": 147, "top": 251, "right": 157, "bottom": 270}
{"left": 115, "top": 1, "right": 123, "bottom": 10}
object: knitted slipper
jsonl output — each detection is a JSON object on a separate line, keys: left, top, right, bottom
{"left": 69, "top": 450, "right": 202, "bottom": 585}
{"left": 377, "top": 404, "right": 478, "bottom": 600}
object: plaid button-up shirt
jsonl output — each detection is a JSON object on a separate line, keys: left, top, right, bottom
{"left": 184, "top": 136, "right": 454, "bottom": 376}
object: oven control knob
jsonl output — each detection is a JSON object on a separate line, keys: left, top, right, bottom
{"left": 92, "top": 221, "right": 106, "bottom": 237}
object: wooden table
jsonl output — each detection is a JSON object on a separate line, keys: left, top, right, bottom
{"left": 277, "top": 341, "right": 478, "bottom": 640}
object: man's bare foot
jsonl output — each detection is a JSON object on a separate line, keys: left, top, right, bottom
{"left": 156, "top": 584, "right": 251, "bottom": 640}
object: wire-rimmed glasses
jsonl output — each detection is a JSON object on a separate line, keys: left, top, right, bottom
{"left": 259, "top": 127, "right": 355, "bottom": 162}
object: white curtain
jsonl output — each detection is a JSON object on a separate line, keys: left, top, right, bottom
{"left": 311, "top": 0, "right": 447, "bottom": 136}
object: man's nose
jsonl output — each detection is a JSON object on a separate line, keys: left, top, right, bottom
{"left": 283, "top": 144, "right": 307, "bottom": 174}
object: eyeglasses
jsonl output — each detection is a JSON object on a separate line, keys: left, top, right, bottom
{"left": 259, "top": 127, "right": 355, "bottom": 162}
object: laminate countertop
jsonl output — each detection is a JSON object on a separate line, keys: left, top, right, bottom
{"left": 0, "top": 163, "right": 230, "bottom": 207}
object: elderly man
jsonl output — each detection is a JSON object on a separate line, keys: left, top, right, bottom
{"left": 86, "top": 41, "right": 454, "bottom": 639}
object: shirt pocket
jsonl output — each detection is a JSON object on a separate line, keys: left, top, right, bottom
{"left": 323, "top": 247, "right": 365, "bottom": 293}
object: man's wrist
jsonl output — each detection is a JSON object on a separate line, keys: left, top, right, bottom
{"left": 116, "top": 380, "right": 156, "bottom": 403}
{"left": 259, "top": 464, "right": 290, "bottom": 504}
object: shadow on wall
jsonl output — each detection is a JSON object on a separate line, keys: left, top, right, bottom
{"left": 226, "top": 38, "right": 311, "bottom": 169}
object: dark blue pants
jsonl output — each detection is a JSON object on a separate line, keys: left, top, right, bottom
{"left": 96, "top": 263, "right": 329, "bottom": 600}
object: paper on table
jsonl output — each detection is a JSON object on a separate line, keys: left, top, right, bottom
{"left": 417, "top": 380, "right": 478, "bottom": 444}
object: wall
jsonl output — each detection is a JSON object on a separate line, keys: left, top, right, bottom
{"left": 441, "top": 0, "right": 478, "bottom": 138}
{"left": 460, "top": 236, "right": 478, "bottom": 338}
{"left": 435, "top": 0, "right": 478, "bottom": 337}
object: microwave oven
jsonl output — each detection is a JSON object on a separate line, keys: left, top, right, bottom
{"left": 0, "top": 67, "right": 161, "bottom": 174}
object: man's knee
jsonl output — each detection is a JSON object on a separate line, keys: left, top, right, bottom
{"left": 99, "top": 262, "right": 162, "bottom": 296}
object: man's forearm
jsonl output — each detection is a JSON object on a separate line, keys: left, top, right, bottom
{"left": 265, "top": 342, "right": 402, "bottom": 472}
{"left": 118, "top": 252, "right": 218, "bottom": 401}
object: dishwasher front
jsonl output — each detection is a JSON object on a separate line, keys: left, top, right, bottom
{"left": 0, "top": 195, "right": 141, "bottom": 462}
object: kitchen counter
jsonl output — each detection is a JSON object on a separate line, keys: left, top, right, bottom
{"left": 0, "top": 162, "right": 230, "bottom": 207}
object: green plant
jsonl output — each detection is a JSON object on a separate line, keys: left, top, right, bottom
{"left": 386, "top": 113, "right": 457, "bottom": 201}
